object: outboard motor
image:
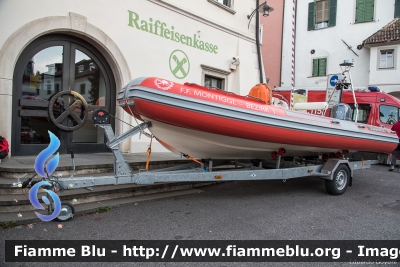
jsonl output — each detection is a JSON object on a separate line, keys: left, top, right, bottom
{"left": 330, "top": 103, "right": 352, "bottom": 121}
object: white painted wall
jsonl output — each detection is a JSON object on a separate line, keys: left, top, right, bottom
{"left": 368, "top": 44, "right": 400, "bottom": 93}
{"left": 165, "top": 0, "right": 255, "bottom": 34}
{"left": 282, "top": 0, "right": 398, "bottom": 89}
{"left": 0, "top": 0, "right": 261, "bottom": 155}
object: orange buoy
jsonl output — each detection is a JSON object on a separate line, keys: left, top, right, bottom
{"left": 248, "top": 83, "right": 272, "bottom": 103}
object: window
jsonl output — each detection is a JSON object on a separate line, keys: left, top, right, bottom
{"left": 201, "top": 64, "right": 231, "bottom": 91}
{"left": 315, "top": 0, "right": 329, "bottom": 28}
{"left": 89, "top": 62, "right": 96, "bottom": 71}
{"left": 78, "top": 65, "right": 84, "bottom": 73}
{"left": 80, "top": 83, "right": 86, "bottom": 94}
{"left": 308, "top": 0, "right": 337, "bottom": 30}
{"left": 380, "top": 50, "right": 394, "bottom": 69}
{"left": 207, "top": 0, "right": 235, "bottom": 14}
{"left": 348, "top": 104, "right": 371, "bottom": 123}
{"left": 396, "top": 0, "right": 400, "bottom": 18}
{"left": 355, "top": 0, "right": 374, "bottom": 23}
{"left": 312, "top": 58, "right": 327, "bottom": 77}
{"left": 205, "top": 75, "right": 223, "bottom": 90}
{"left": 217, "top": 0, "right": 230, "bottom": 7}
{"left": 316, "top": 22, "right": 329, "bottom": 29}
{"left": 380, "top": 105, "right": 399, "bottom": 125}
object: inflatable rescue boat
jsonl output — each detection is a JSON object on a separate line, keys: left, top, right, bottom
{"left": 117, "top": 77, "right": 398, "bottom": 159}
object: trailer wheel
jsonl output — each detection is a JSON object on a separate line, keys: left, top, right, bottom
{"left": 54, "top": 201, "right": 75, "bottom": 222}
{"left": 325, "top": 164, "right": 350, "bottom": 195}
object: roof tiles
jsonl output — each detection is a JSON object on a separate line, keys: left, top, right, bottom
{"left": 362, "top": 18, "right": 400, "bottom": 45}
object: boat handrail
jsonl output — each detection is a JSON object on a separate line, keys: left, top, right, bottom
{"left": 272, "top": 94, "right": 289, "bottom": 102}
{"left": 208, "top": 86, "right": 223, "bottom": 91}
{"left": 185, "top": 82, "right": 200, "bottom": 87}
{"left": 245, "top": 95, "right": 265, "bottom": 103}
{"left": 183, "top": 82, "right": 227, "bottom": 93}
{"left": 293, "top": 102, "right": 328, "bottom": 111}
{"left": 184, "top": 82, "right": 208, "bottom": 90}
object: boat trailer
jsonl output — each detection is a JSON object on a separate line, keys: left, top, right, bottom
{"left": 58, "top": 110, "right": 383, "bottom": 194}
{"left": 17, "top": 110, "right": 386, "bottom": 221}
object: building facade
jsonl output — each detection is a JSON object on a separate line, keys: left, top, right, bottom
{"left": 260, "top": 0, "right": 285, "bottom": 88}
{"left": 362, "top": 18, "right": 400, "bottom": 97}
{"left": 278, "top": 0, "right": 400, "bottom": 92}
{"left": 0, "top": 0, "right": 263, "bottom": 156}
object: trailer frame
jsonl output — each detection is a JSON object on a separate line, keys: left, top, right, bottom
{"left": 54, "top": 121, "right": 380, "bottom": 197}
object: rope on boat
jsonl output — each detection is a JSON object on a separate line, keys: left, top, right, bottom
{"left": 107, "top": 112, "right": 154, "bottom": 169}
{"left": 108, "top": 113, "right": 137, "bottom": 128}
{"left": 155, "top": 138, "right": 204, "bottom": 166}
{"left": 108, "top": 111, "right": 204, "bottom": 168}
{"left": 126, "top": 100, "right": 147, "bottom": 135}
{"left": 146, "top": 136, "right": 153, "bottom": 171}
{"left": 108, "top": 110, "right": 151, "bottom": 138}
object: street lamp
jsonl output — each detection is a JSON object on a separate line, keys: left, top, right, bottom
{"left": 247, "top": 1, "right": 274, "bottom": 28}
{"left": 247, "top": 1, "right": 274, "bottom": 83}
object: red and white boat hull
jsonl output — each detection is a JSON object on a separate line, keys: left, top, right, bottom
{"left": 118, "top": 77, "right": 398, "bottom": 159}
{"left": 146, "top": 118, "right": 354, "bottom": 158}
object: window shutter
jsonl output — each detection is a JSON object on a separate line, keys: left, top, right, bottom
{"left": 319, "top": 58, "right": 327, "bottom": 76}
{"left": 312, "top": 59, "right": 319, "bottom": 76}
{"left": 315, "top": 1, "right": 330, "bottom": 22}
{"left": 308, "top": 2, "right": 315, "bottom": 31}
{"left": 329, "top": 0, "right": 337, "bottom": 26}
{"left": 364, "top": 0, "right": 374, "bottom": 22}
{"left": 316, "top": 1, "right": 324, "bottom": 23}
{"left": 355, "top": 0, "right": 365, "bottom": 23}
{"left": 322, "top": 1, "right": 329, "bottom": 22}
{"left": 395, "top": 0, "right": 400, "bottom": 18}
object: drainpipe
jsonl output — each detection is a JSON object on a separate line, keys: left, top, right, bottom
{"left": 256, "top": 0, "right": 264, "bottom": 84}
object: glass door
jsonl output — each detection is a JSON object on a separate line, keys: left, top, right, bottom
{"left": 69, "top": 45, "right": 112, "bottom": 153}
{"left": 20, "top": 46, "right": 63, "bottom": 146}
{"left": 12, "top": 34, "right": 115, "bottom": 156}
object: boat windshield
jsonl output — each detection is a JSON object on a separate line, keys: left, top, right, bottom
{"left": 348, "top": 104, "right": 371, "bottom": 124}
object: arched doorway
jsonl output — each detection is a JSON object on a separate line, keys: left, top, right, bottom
{"left": 12, "top": 34, "right": 115, "bottom": 156}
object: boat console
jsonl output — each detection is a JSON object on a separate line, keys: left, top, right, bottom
{"left": 330, "top": 103, "right": 353, "bottom": 121}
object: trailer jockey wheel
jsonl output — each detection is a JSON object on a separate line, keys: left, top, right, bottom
{"left": 48, "top": 91, "right": 88, "bottom": 131}
{"left": 53, "top": 201, "right": 75, "bottom": 222}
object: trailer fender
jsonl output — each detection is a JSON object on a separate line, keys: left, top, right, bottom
{"left": 320, "top": 159, "right": 354, "bottom": 180}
